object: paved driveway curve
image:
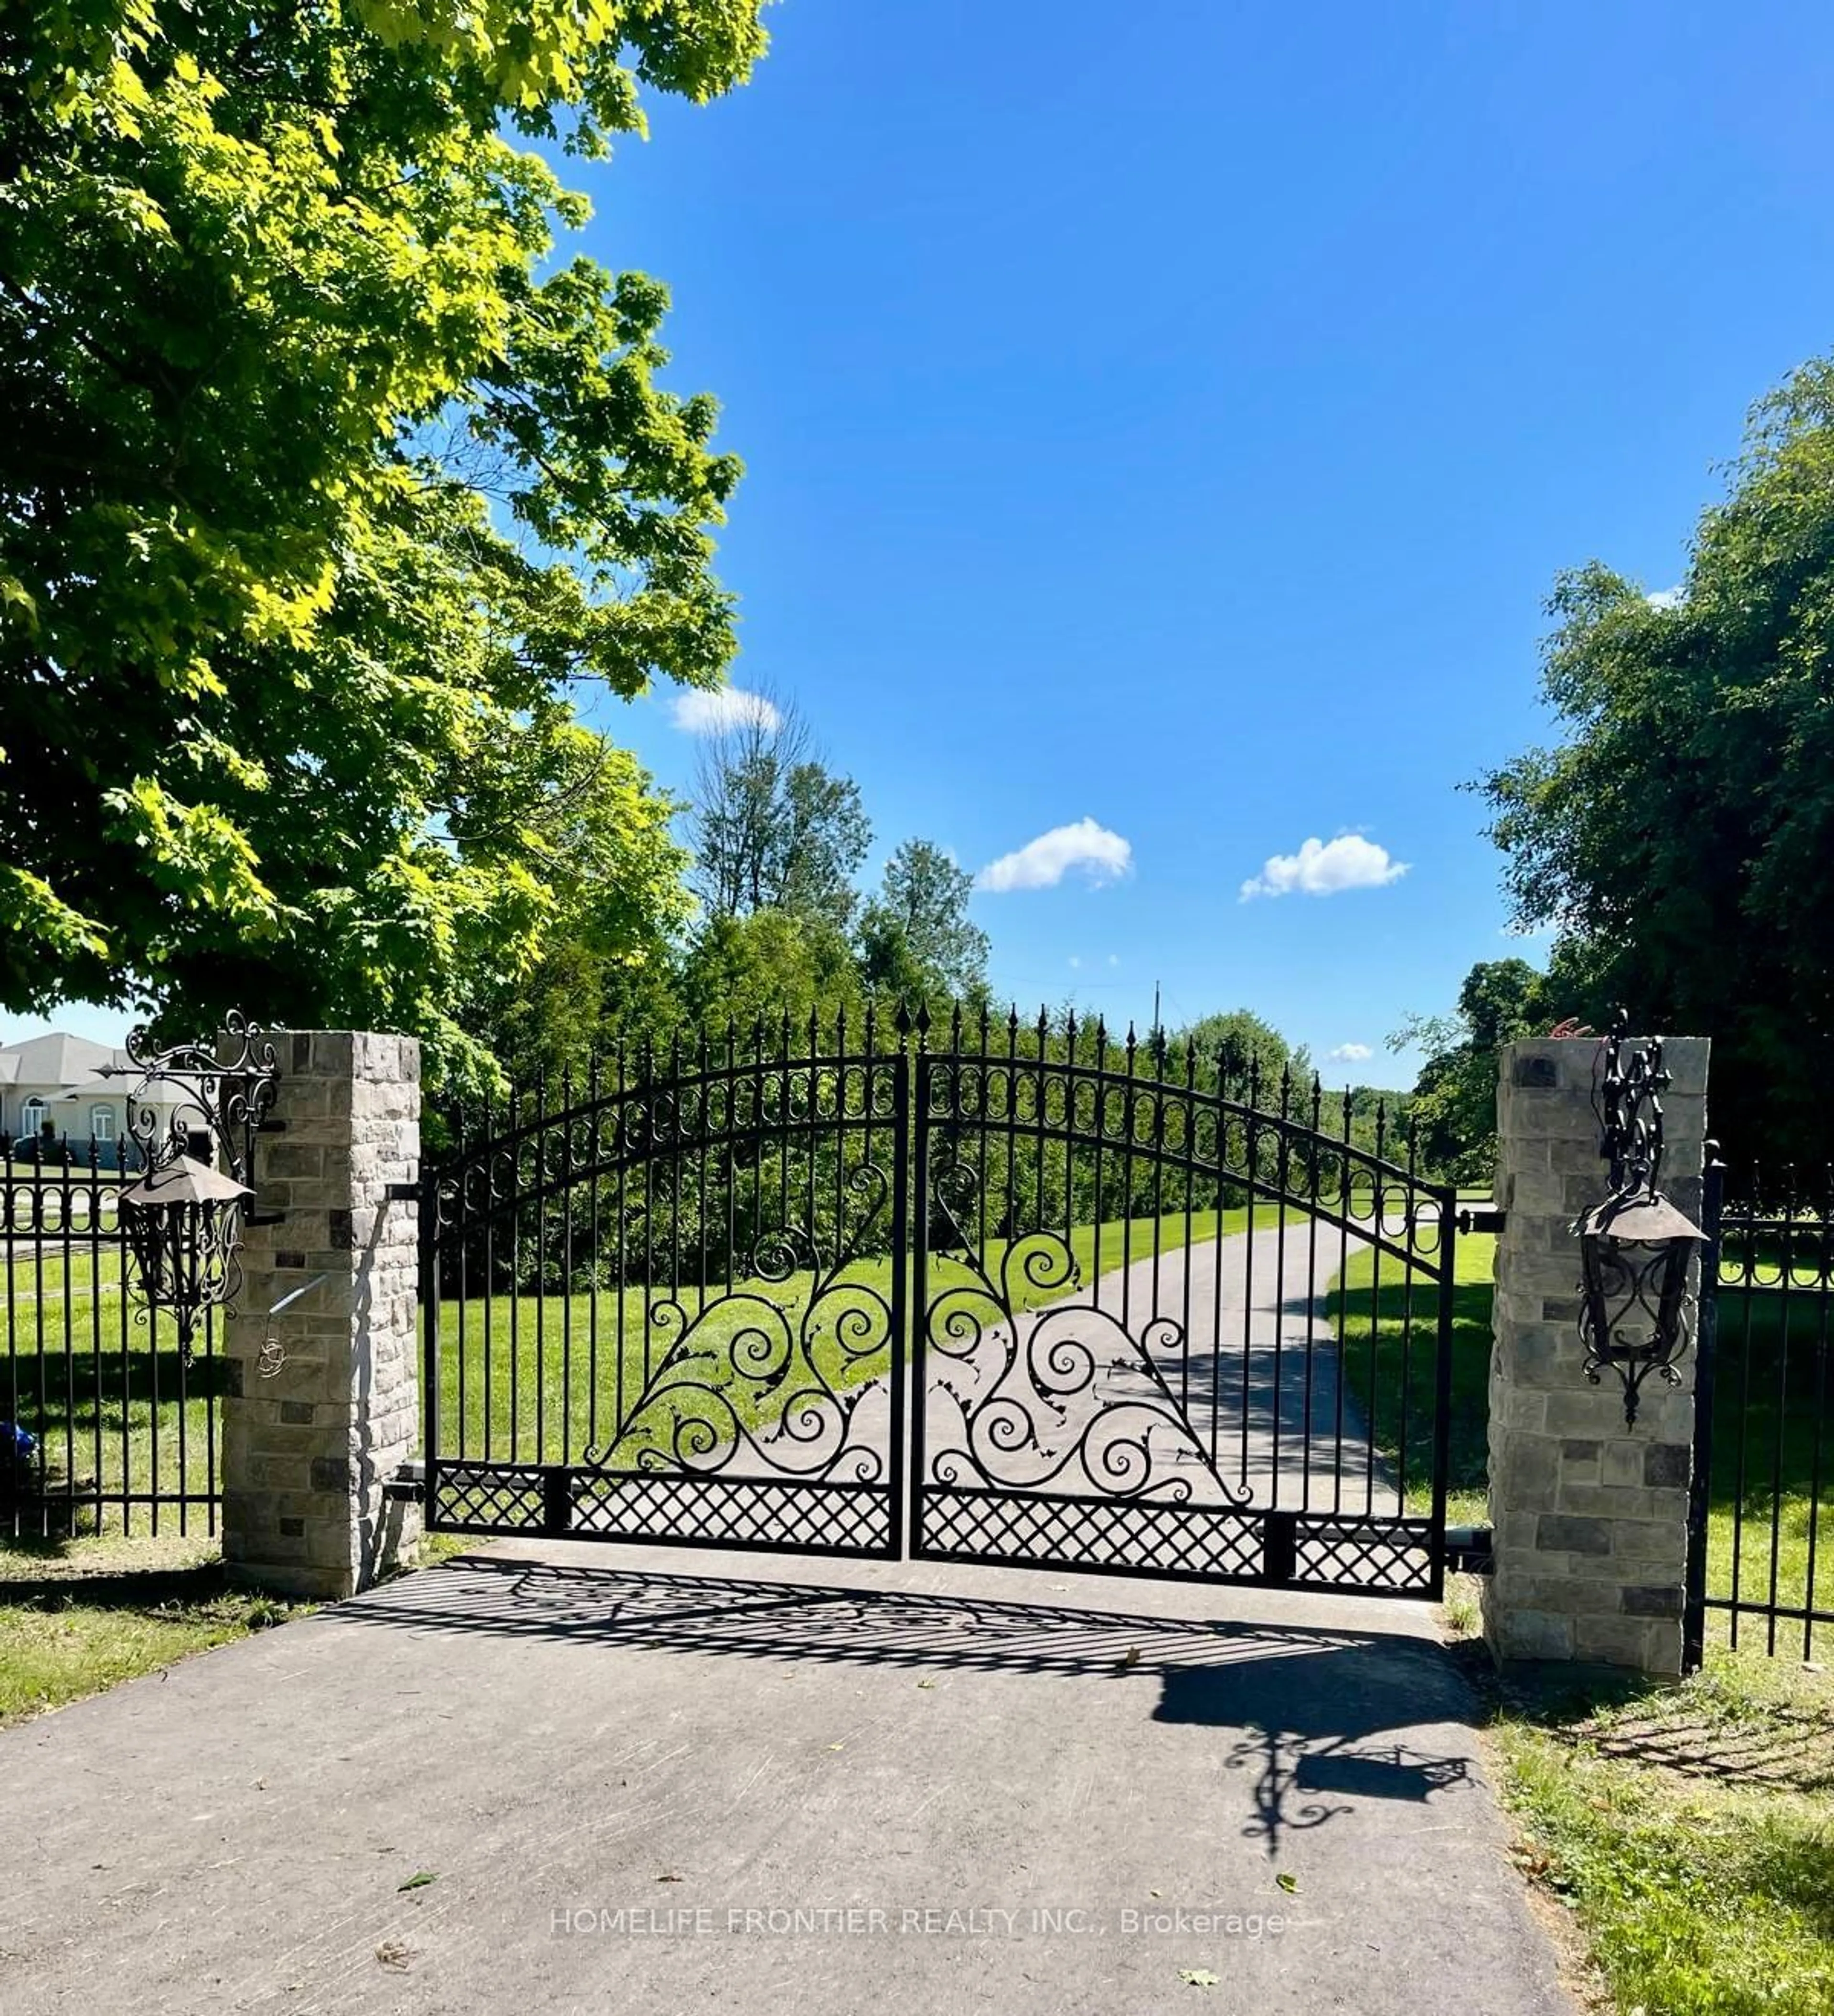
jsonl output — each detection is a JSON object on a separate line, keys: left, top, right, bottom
{"left": 0, "top": 1539, "right": 1570, "bottom": 2016}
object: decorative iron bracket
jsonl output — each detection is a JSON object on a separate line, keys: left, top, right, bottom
{"left": 1590, "top": 1006, "right": 1669, "bottom": 1199}
{"left": 104, "top": 1010, "right": 281, "bottom": 1187}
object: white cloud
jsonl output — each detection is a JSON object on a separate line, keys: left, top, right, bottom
{"left": 1239, "top": 833, "right": 1408, "bottom": 903}
{"left": 1646, "top": 586, "right": 1685, "bottom": 610}
{"left": 1329, "top": 1042, "right": 1374, "bottom": 1064}
{"left": 1067, "top": 955, "right": 1082, "bottom": 970}
{"left": 974, "top": 818, "right": 1133, "bottom": 894}
{"left": 670, "top": 687, "right": 782, "bottom": 735}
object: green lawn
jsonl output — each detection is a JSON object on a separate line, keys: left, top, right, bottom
{"left": 0, "top": 1534, "right": 299, "bottom": 1726}
{"left": 432, "top": 1205, "right": 1255, "bottom": 1464}
{"left": 1329, "top": 1231, "right": 1496, "bottom": 1527}
{"left": 1493, "top": 1651, "right": 1834, "bottom": 2016}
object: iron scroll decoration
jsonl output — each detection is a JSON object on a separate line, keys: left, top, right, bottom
{"left": 1576, "top": 1010, "right": 1705, "bottom": 1429}
{"left": 108, "top": 1013, "right": 282, "bottom": 1366}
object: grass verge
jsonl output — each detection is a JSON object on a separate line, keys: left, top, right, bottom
{"left": 0, "top": 1535, "right": 304, "bottom": 1727}
{"left": 1488, "top": 1651, "right": 1834, "bottom": 2016}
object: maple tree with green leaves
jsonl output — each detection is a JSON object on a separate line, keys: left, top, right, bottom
{"left": 0, "top": 0, "right": 768, "bottom": 1083}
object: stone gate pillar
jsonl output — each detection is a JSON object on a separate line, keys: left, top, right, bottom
{"left": 1483, "top": 1034, "right": 1709, "bottom": 1676}
{"left": 221, "top": 1032, "right": 422, "bottom": 1598}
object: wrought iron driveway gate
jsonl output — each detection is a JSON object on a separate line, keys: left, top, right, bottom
{"left": 423, "top": 1009, "right": 1458, "bottom": 1596}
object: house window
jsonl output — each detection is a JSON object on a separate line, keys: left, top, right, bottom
{"left": 20, "top": 1097, "right": 47, "bottom": 1138}
{"left": 90, "top": 1106, "right": 115, "bottom": 1143}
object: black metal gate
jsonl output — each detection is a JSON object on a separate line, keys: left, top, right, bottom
{"left": 422, "top": 1007, "right": 1458, "bottom": 1596}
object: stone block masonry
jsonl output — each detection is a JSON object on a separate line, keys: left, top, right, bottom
{"left": 222, "top": 1032, "right": 422, "bottom": 1598}
{"left": 1482, "top": 1034, "right": 1708, "bottom": 1677}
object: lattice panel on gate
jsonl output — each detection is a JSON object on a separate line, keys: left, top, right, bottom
{"left": 918, "top": 1487, "right": 1265, "bottom": 1580}
{"left": 434, "top": 1462, "right": 549, "bottom": 1532}
{"left": 573, "top": 1473, "right": 896, "bottom": 1556}
{"left": 1290, "top": 1517, "right": 1435, "bottom": 1594}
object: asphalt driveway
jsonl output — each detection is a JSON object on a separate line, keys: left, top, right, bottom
{"left": 0, "top": 1539, "right": 1570, "bottom": 2016}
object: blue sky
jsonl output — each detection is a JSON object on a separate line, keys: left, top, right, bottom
{"left": 15, "top": 1, "right": 1834, "bottom": 1079}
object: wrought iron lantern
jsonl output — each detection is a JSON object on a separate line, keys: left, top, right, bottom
{"left": 1576, "top": 1011, "right": 1704, "bottom": 1428}
{"left": 118, "top": 1155, "right": 254, "bottom": 1364}
{"left": 109, "top": 1013, "right": 280, "bottom": 1365}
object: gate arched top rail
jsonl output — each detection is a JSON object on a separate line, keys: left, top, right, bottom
{"left": 425, "top": 1019, "right": 1453, "bottom": 1278}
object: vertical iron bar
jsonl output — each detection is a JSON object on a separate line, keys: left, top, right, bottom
{"left": 422, "top": 1151, "right": 440, "bottom": 1521}
{"left": 455, "top": 1097, "right": 469, "bottom": 1462}
{"left": 1148, "top": 1033, "right": 1166, "bottom": 1408}
{"left": 1270, "top": 1070, "right": 1290, "bottom": 1502}
{"left": 616, "top": 1038, "right": 629, "bottom": 1446}
{"left": 535, "top": 1072, "right": 546, "bottom": 1464}
{"left": 507, "top": 1081, "right": 520, "bottom": 1463}
{"left": 724, "top": 1020, "right": 738, "bottom": 1302}
{"left": 118, "top": 1151, "right": 131, "bottom": 1536}
{"left": 697, "top": 1025, "right": 711, "bottom": 1326}
{"left": 1091, "top": 1022, "right": 1107, "bottom": 1318}
{"left": 1121, "top": 1025, "right": 1137, "bottom": 1335}
{"left": 1802, "top": 1176, "right": 1831, "bottom": 1663}
{"left": 483, "top": 1084, "right": 495, "bottom": 1463}
{"left": 144, "top": 1167, "right": 158, "bottom": 1536}
{"left": 1211, "top": 1057, "right": 1226, "bottom": 1472}
{"left": 1180, "top": 1038, "right": 1195, "bottom": 1430}
{"left": 561, "top": 1067, "right": 574, "bottom": 1464}
{"left": 1429, "top": 1187, "right": 1457, "bottom": 1601}
{"left": 1303, "top": 1076, "right": 1323, "bottom": 1513}
{"left": 1240, "top": 1058, "right": 1259, "bottom": 1492}
{"left": 1767, "top": 1178, "right": 1796, "bottom": 1657}
{"left": 89, "top": 1141, "right": 103, "bottom": 1527}
{"left": 1683, "top": 1150, "right": 1724, "bottom": 1675}
{"left": 885, "top": 1012, "right": 906, "bottom": 1560}
{"left": 641, "top": 1038, "right": 656, "bottom": 1430}
{"left": 62, "top": 1153, "right": 76, "bottom": 1528}
{"left": 906, "top": 1006, "right": 927, "bottom": 1557}
{"left": 1730, "top": 1202, "right": 1755, "bottom": 1650}
{"left": 586, "top": 1056, "right": 600, "bottom": 1458}
{"left": 670, "top": 1029, "right": 685, "bottom": 1314}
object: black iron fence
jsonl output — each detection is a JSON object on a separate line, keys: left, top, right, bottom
{"left": 1, "top": 1137, "right": 221, "bottom": 1538}
{"left": 1690, "top": 1161, "right": 1834, "bottom": 1662}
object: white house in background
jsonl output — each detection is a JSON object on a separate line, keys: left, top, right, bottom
{"left": 0, "top": 1031, "right": 186, "bottom": 1165}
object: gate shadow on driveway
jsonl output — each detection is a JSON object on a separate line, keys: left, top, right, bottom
{"left": 330, "top": 1553, "right": 1479, "bottom": 1852}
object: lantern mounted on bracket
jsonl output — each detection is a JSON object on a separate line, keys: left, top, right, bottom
{"left": 1575, "top": 1009, "right": 1705, "bottom": 1429}
{"left": 107, "top": 1013, "right": 282, "bottom": 1366}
